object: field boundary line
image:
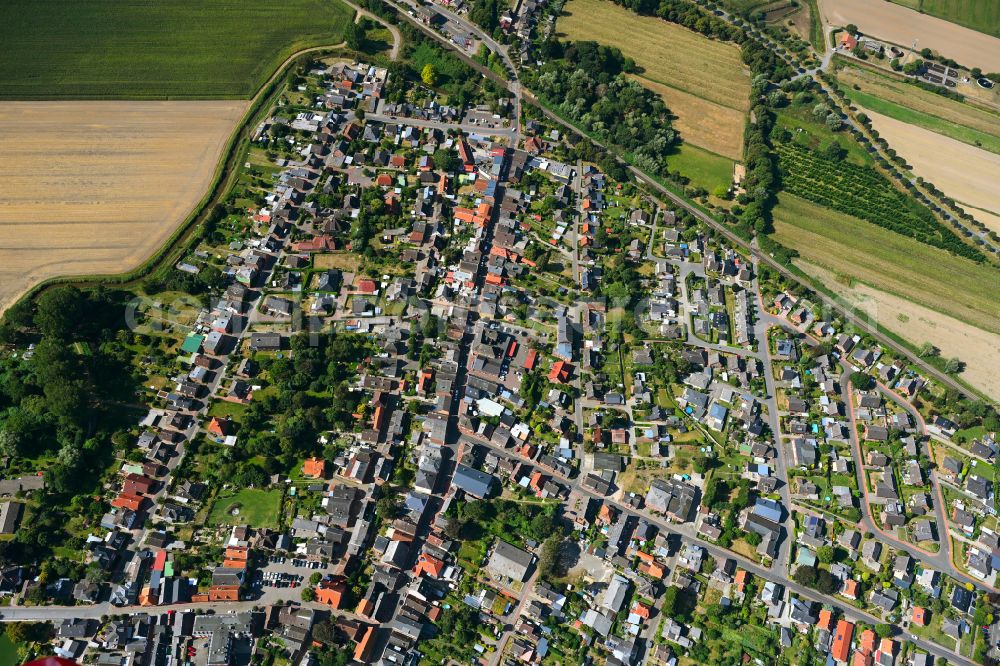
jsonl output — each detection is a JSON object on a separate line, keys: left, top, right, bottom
{"left": 633, "top": 73, "right": 748, "bottom": 113}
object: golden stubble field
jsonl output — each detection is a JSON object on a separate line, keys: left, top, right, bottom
{"left": 559, "top": 0, "right": 749, "bottom": 159}
{"left": 861, "top": 109, "right": 1000, "bottom": 233}
{"left": 817, "top": 0, "right": 1000, "bottom": 71}
{"left": 0, "top": 100, "right": 247, "bottom": 312}
{"left": 799, "top": 261, "right": 1000, "bottom": 401}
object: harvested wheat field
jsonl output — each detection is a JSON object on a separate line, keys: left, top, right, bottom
{"left": 838, "top": 66, "right": 1000, "bottom": 144}
{"left": 559, "top": 0, "right": 749, "bottom": 110}
{"left": 629, "top": 75, "right": 744, "bottom": 160}
{"left": 0, "top": 100, "right": 247, "bottom": 312}
{"left": 818, "top": 0, "right": 1000, "bottom": 71}
{"left": 862, "top": 109, "right": 1000, "bottom": 233}
{"left": 771, "top": 193, "right": 1000, "bottom": 332}
{"left": 800, "top": 261, "right": 1000, "bottom": 400}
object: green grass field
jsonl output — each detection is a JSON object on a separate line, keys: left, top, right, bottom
{"left": 891, "top": 0, "right": 1000, "bottom": 37}
{"left": 845, "top": 89, "right": 1000, "bottom": 155}
{"left": 0, "top": 0, "right": 353, "bottom": 99}
{"left": 664, "top": 143, "right": 734, "bottom": 194}
{"left": 208, "top": 488, "right": 282, "bottom": 528}
{"left": 772, "top": 193, "right": 1000, "bottom": 331}
{"left": 0, "top": 634, "right": 19, "bottom": 666}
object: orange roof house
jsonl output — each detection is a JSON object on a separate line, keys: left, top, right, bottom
{"left": 224, "top": 546, "right": 249, "bottom": 562}
{"left": 631, "top": 602, "right": 651, "bottom": 619}
{"left": 209, "top": 586, "right": 240, "bottom": 602}
{"left": 207, "top": 417, "right": 231, "bottom": 438}
{"left": 818, "top": 609, "right": 833, "bottom": 631}
{"left": 524, "top": 349, "right": 538, "bottom": 370}
{"left": 316, "top": 579, "right": 347, "bottom": 609}
{"left": 912, "top": 606, "right": 928, "bottom": 626}
{"left": 852, "top": 653, "right": 873, "bottom": 666}
{"left": 375, "top": 173, "right": 393, "bottom": 187}
{"left": 735, "top": 569, "right": 749, "bottom": 592}
{"left": 303, "top": 457, "right": 327, "bottom": 479}
{"left": 840, "top": 579, "right": 859, "bottom": 599}
{"left": 356, "top": 279, "right": 378, "bottom": 294}
{"left": 548, "top": 360, "right": 572, "bottom": 383}
{"left": 839, "top": 32, "right": 858, "bottom": 50}
{"left": 413, "top": 553, "right": 446, "bottom": 578}
{"left": 831, "top": 620, "right": 854, "bottom": 663}
{"left": 223, "top": 547, "right": 249, "bottom": 569}
{"left": 372, "top": 403, "right": 386, "bottom": 431}
{"left": 356, "top": 598, "right": 374, "bottom": 618}
{"left": 876, "top": 638, "right": 895, "bottom": 660}
{"left": 418, "top": 369, "right": 434, "bottom": 394}
{"left": 858, "top": 629, "right": 876, "bottom": 654}
{"left": 112, "top": 493, "right": 145, "bottom": 512}
{"left": 354, "top": 626, "right": 376, "bottom": 662}
{"left": 292, "top": 235, "right": 337, "bottom": 252}
{"left": 123, "top": 473, "right": 155, "bottom": 496}
{"left": 638, "top": 561, "right": 666, "bottom": 579}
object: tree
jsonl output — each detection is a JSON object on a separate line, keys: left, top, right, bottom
{"left": 345, "top": 20, "right": 366, "bottom": 51}
{"left": 34, "top": 286, "right": 86, "bottom": 340}
{"left": 850, "top": 371, "right": 874, "bottom": 390}
{"left": 874, "top": 623, "right": 894, "bottom": 638}
{"left": 816, "top": 545, "right": 834, "bottom": 564}
{"left": 5, "top": 622, "right": 50, "bottom": 644}
{"left": 944, "top": 357, "right": 963, "bottom": 374}
{"left": 312, "top": 618, "right": 337, "bottom": 645}
{"left": 309, "top": 572, "right": 323, "bottom": 586}
{"left": 301, "top": 587, "right": 316, "bottom": 602}
{"left": 537, "top": 535, "right": 563, "bottom": 580}
{"left": 918, "top": 342, "right": 939, "bottom": 358}
{"left": 421, "top": 63, "right": 437, "bottom": 86}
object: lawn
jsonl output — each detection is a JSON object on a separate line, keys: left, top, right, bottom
{"left": 207, "top": 400, "right": 250, "bottom": 422}
{"left": 0, "top": 0, "right": 354, "bottom": 99}
{"left": 771, "top": 193, "right": 1000, "bottom": 332}
{"left": 663, "top": 143, "right": 736, "bottom": 194}
{"left": 208, "top": 488, "right": 283, "bottom": 528}
{"left": 890, "top": 0, "right": 1000, "bottom": 37}
{"left": 0, "top": 634, "right": 19, "bottom": 666}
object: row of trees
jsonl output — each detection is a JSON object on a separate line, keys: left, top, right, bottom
{"left": 776, "top": 141, "right": 983, "bottom": 260}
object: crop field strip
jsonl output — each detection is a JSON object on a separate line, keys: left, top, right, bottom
{"left": 837, "top": 66, "right": 1000, "bottom": 153}
{"left": 817, "top": 0, "right": 1000, "bottom": 72}
{"left": 858, "top": 110, "right": 1000, "bottom": 235}
{"left": 889, "top": 0, "right": 1000, "bottom": 37}
{"left": 772, "top": 194, "right": 1000, "bottom": 333}
{"left": 559, "top": 0, "right": 750, "bottom": 111}
{"left": 844, "top": 89, "right": 1000, "bottom": 156}
{"left": 629, "top": 75, "right": 745, "bottom": 160}
{"left": 775, "top": 142, "right": 983, "bottom": 261}
{"left": 0, "top": 0, "right": 353, "bottom": 98}
{"left": 0, "top": 100, "right": 248, "bottom": 312}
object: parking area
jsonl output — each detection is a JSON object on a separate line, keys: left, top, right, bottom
{"left": 243, "top": 556, "right": 338, "bottom": 603}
